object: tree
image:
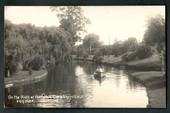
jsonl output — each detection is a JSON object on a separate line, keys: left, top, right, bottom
{"left": 123, "top": 37, "right": 138, "bottom": 52}
{"left": 135, "top": 43, "right": 152, "bottom": 59}
{"left": 143, "top": 15, "right": 165, "bottom": 73}
{"left": 50, "top": 6, "right": 90, "bottom": 46}
{"left": 111, "top": 41, "right": 126, "bottom": 57}
{"left": 77, "top": 45, "right": 87, "bottom": 57}
{"left": 83, "top": 33, "right": 101, "bottom": 54}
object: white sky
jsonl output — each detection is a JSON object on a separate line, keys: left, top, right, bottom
{"left": 5, "top": 6, "right": 165, "bottom": 45}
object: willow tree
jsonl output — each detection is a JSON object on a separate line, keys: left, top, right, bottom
{"left": 143, "top": 15, "right": 165, "bottom": 73}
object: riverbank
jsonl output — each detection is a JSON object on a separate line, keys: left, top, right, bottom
{"left": 73, "top": 54, "right": 162, "bottom": 71}
{"left": 130, "top": 71, "right": 166, "bottom": 108}
{"left": 73, "top": 55, "right": 166, "bottom": 108}
{"left": 5, "top": 70, "right": 47, "bottom": 88}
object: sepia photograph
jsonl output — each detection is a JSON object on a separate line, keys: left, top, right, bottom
{"left": 4, "top": 6, "right": 166, "bottom": 108}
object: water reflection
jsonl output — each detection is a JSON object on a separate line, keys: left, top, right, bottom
{"left": 5, "top": 61, "right": 148, "bottom": 108}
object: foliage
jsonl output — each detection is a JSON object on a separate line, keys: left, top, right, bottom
{"left": 83, "top": 33, "right": 101, "bottom": 55}
{"left": 8, "top": 61, "right": 17, "bottom": 75}
{"left": 123, "top": 37, "right": 138, "bottom": 52}
{"left": 122, "top": 43, "right": 153, "bottom": 62}
{"left": 76, "top": 45, "right": 88, "bottom": 57}
{"left": 28, "top": 55, "right": 44, "bottom": 70}
{"left": 93, "top": 55, "right": 103, "bottom": 63}
{"left": 50, "top": 6, "right": 90, "bottom": 46}
{"left": 4, "top": 19, "right": 88, "bottom": 74}
{"left": 5, "top": 6, "right": 90, "bottom": 75}
{"left": 135, "top": 44, "right": 153, "bottom": 59}
{"left": 121, "top": 52, "right": 137, "bottom": 62}
{"left": 111, "top": 41, "right": 127, "bottom": 57}
{"left": 100, "top": 45, "right": 112, "bottom": 56}
{"left": 143, "top": 15, "right": 165, "bottom": 53}
{"left": 94, "top": 48, "right": 103, "bottom": 57}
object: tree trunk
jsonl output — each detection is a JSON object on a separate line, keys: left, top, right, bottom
{"left": 89, "top": 44, "right": 91, "bottom": 54}
{"left": 151, "top": 45, "right": 165, "bottom": 74}
{"left": 161, "top": 50, "right": 165, "bottom": 74}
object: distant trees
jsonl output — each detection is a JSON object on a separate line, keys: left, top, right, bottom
{"left": 96, "top": 45, "right": 112, "bottom": 56}
{"left": 77, "top": 45, "right": 88, "bottom": 58}
{"left": 143, "top": 15, "right": 165, "bottom": 72}
{"left": 70, "top": 14, "right": 165, "bottom": 71}
{"left": 5, "top": 10, "right": 165, "bottom": 76}
{"left": 82, "top": 33, "right": 101, "bottom": 54}
{"left": 120, "top": 15, "right": 165, "bottom": 63}
{"left": 109, "top": 38, "right": 138, "bottom": 58}
{"left": 111, "top": 41, "right": 126, "bottom": 57}
{"left": 123, "top": 37, "right": 138, "bottom": 52}
{"left": 122, "top": 43, "right": 152, "bottom": 62}
{"left": 143, "top": 15, "right": 165, "bottom": 53}
{"left": 135, "top": 43, "right": 152, "bottom": 59}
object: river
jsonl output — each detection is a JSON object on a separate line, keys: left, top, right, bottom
{"left": 5, "top": 61, "right": 148, "bottom": 108}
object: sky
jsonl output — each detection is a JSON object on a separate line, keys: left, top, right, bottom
{"left": 5, "top": 6, "right": 165, "bottom": 45}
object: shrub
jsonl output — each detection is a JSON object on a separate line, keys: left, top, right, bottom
{"left": 83, "top": 53, "right": 88, "bottom": 59}
{"left": 135, "top": 44, "right": 152, "bottom": 59}
{"left": 8, "top": 61, "right": 17, "bottom": 75}
{"left": 29, "top": 55, "right": 44, "bottom": 70}
{"left": 122, "top": 44, "right": 153, "bottom": 62}
{"left": 93, "top": 55, "right": 103, "bottom": 63}
{"left": 122, "top": 52, "right": 137, "bottom": 62}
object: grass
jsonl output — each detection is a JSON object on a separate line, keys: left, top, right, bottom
{"left": 127, "top": 54, "right": 161, "bottom": 67}
{"left": 130, "top": 71, "right": 166, "bottom": 108}
{"left": 131, "top": 71, "right": 164, "bottom": 81}
{"left": 73, "top": 54, "right": 162, "bottom": 70}
{"left": 5, "top": 70, "right": 47, "bottom": 88}
{"left": 102, "top": 55, "right": 122, "bottom": 63}
{"left": 147, "top": 87, "right": 166, "bottom": 108}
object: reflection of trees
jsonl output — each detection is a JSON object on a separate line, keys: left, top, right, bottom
{"left": 77, "top": 61, "right": 98, "bottom": 75}
{"left": 103, "top": 66, "right": 112, "bottom": 72}
{"left": 5, "top": 85, "right": 25, "bottom": 107}
{"left": 126, "top": 75, "right": 143, "bottom": 90}
{"left": 46, "top": 63, "right": 76, "bottom": 93}
{"left": 5, "top": 88, "right": 14, "bottom": 107}
{"left": 46, "top": 63, "right": 87, "bottom": 107}
{"left": 6, "top": 62, "right": 90, "bottom": 107}
{"left": 114, "top": 75, "right": 121, "bottom": 88}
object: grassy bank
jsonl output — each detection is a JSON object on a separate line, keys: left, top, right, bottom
{"left": 125, "top": 55, "right": 161, "bottom": 71}
{"left": 130, "top": 71, "right": 166, "bottom": 108}
{"left": 73, "top": 54, "right": 162, "bottom": 71}
{"left": 73, "top": 55, "right": 166, "bottom": 108}
{"left": 5, "top": 70, "right": 47, "bottom": 88}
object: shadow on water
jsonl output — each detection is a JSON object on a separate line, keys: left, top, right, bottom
{"left": 46, "top": 63, "right": 86, "bottom": 107}
{"left": 5, "top": 62, "right": 87, "bottom": 107}
{"left": 76, "top": 61, "right": 98, "bottom": 75}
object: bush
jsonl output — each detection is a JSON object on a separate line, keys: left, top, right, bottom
{"left": 135, "top": 44, "right": 152, "bottom": 59}
{"left": 83, "top": 53, "right": 88, "bottom": 59}
{"left": 122, "top": 52, "right": 137, "bottom": 62}
{"left": 93, "top": 55, "right": 103, "bottom": 63}
{"left": 8, "top": 61, "right": 17, "bottom": 75}
{"left": 29, "top": 55, "right": 44, "bottom": 70}
{"left": 122, "top": 44, "right": 153, "bottom": 62}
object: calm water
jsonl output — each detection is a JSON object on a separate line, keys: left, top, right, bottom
{"left": 5, "top": 61, "right": 148, "bottom": 108}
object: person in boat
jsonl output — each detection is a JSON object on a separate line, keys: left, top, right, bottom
{"left": 96, "top": 64, "right": 104, "bottom": 73}
{"left": 94, "top": 65, "right": 104, "bottom": 77}
{"left": 96, "top": 67, "right": 103, "bottom": 73}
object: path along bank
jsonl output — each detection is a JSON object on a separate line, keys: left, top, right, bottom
{"left": 5, "top": 70, "right": 47, "bottom": 88}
